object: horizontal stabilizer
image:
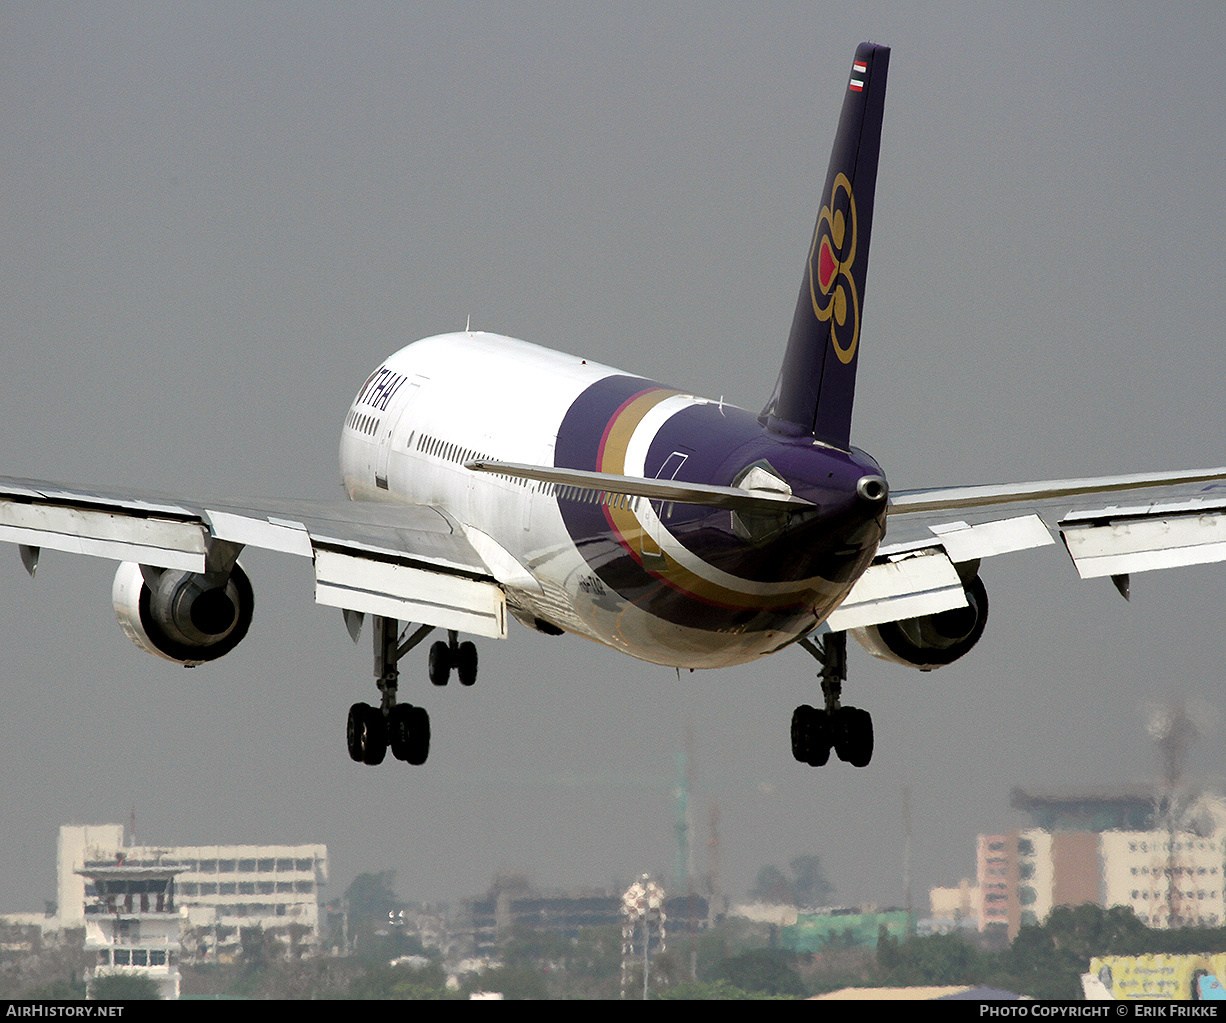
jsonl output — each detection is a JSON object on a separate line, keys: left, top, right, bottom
{"left": 466, "top": 461, "right": 814, "bottom": 515}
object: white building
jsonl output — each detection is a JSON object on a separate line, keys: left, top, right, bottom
{"left": 968, "top": 825, "right": 1226, "bottom": 936}
{"left": 1100, "top": 830, "right": 1226, "bottom": 929}
{"left": 58, "top": 825, "right": 328, "bottom": 955}
{"left": 927, "top": 878, "right": 980, "bottom": 932}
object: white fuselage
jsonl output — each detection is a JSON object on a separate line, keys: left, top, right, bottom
{"left": 339, "top": 332, "right": 868, "bottom": 668}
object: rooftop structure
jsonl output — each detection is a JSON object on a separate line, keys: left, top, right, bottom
{"left": 782, "top": 906, "right": 911, "bottom": 951}
{"left": 79, "top": 860, "right": 182, "bottom": 999}
{"left": 927, "top": 879, "right": 979, "bottom": 933}
{"left": 463, "top": 882, "right": 706, "bottom": 956}
{"left": 1009, "top": 786, "right": 1156, "bottom": 832}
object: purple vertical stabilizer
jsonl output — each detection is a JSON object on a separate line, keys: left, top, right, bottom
{"left": 763, "top": 42, "right": 890, "bottom": 449}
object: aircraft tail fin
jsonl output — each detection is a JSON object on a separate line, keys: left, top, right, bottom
{"left": 763, "top": 42, "right": 890, "bottom": 448}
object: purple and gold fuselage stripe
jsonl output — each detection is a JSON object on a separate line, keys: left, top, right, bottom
{"left": 595, "top": 387, "right": 675, "bottom": 477}
{"left": 567, "top": 383, "right": 834, "bottom": 616}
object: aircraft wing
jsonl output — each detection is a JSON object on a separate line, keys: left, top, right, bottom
{"left": 0, "top": 476, "right": 507, "bottom": 638}
{"left": 826, "top": 467, "right": 1226, "bottom": 631}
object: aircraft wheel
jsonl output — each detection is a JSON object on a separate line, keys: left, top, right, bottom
{"left": 791, "top": 705, "right": 813, "bottom": 761}
{"left": 388, "top": 704, "right": 412, "bottom": 762}
{"left": 347, "top": 703, "right": 387, "bottom": 765}
{"left": 791, "top": 704, "right": 831, "bottom": 767}
{"left": 428, "top": 641, "right": 452, "bottom": 685}
{"left": 806, "top": 710, "right": 832, "bottom": 767}
{"left": 346, "top": 703, "right": 366, "bottom": 762}
{"left": 456, "top": 641, "right": 478, "bottom": 686}
{"left": 834, "top": 706, "right": 873, "bottom": 768}
{"left": 388, "top": 703, "right": 430, "bottom": 765}
{"left": 406, "top": 706, "right": 430, "bottom": 765}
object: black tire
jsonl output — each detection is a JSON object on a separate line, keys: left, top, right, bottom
{"left": 362, "top": 705, "right": 387, "bottom": 765}
{"left": 456, "top": 641, "right": 478, "bottom": 686}
{"left": 428, "top": 641, "right": 452, "bottom": 685}
{"left": 347, "top": 702, "right": 386, "bottom": 765}
{"left": 834, "top": 706, "right": 873, "bottom": 767}
{"left": 790, "top": 705, "right": 812, "bottom": 762}
{"left": 406, "top": 706, "right": 430, "bottom": 766}
{"left": 346, "top": 703, "right": 367, "bottom": 762}
{"left": 806, "top": 711, "right": 832, "bottom": 767}
{"left": 388, "top": 704, "right": 414, "bottom": 762}
{"left": 789, "top": 701, "right": 809, "bottom": 755}
{"left": 790, "top": 704, "right": 831, "bottom": 767}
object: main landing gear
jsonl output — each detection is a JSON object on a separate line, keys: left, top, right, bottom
{"left": 345, "top": 618, "right": 480, "bottom": 767}
{"left": 791, "top": 631, "right": 873, "bottom": 768}
{"left": 429, "top": 632, "right": 478, "bottom": 687}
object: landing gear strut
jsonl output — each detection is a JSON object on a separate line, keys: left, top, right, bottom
{"left": 347, "top": 617, "right": 435, "bottom": 766}
{"left": 792, "top": 631, "right": 873, "bottom": 768}
{"left": 344, "top": 617, "right": 482, "bottom": 766}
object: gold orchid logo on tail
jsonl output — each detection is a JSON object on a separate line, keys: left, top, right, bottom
{"left": 808, "top": 172, "right": 859, "bottom": 365}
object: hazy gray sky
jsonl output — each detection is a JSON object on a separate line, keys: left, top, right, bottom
{"left": 1, "top": 2, "right": 1224, "bottom": 916}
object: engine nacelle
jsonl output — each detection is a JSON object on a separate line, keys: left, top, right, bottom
{"left": 850, "top": 573, "right": 988, "bottom": 671}
{"left": 112, "top": 561, "right": 254, "bottom": 666}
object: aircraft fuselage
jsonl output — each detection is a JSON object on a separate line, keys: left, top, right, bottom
{"left": 340, "top": 332, "right": 887, "bottom": 668}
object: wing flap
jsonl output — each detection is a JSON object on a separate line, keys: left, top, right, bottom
{"left": 879, "top": 470, "right": 1226, "bottom": 605}
{"left": 313, "top": 548, "right": 506, "bottom": 638}
{"left": 205, "top": 509, "right": 313, "bottom": 557}
{"left": 0, "top": 500, "right": 206, "bottom": 571}
{"left": 204, "top": 503, "right": 508, "bottom": 634}
{"left": 1061, "top": 501, "right": 1226, "bottom": 579}
{"left": 927, "top": 514, "right": 1054, "bottom": 562}
{"left": 826, "top": 546, "right": 967, "bottom": 631}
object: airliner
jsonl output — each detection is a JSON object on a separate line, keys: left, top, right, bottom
{"left": 3, "top": 43, "right": 1225, "bottom": 770}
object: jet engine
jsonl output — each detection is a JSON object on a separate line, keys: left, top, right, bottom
{"left": 112, "top": 561, "right": 254, "bottom": 666}
{"left": 850, "top": 573, "right": 988, "bottom": 671}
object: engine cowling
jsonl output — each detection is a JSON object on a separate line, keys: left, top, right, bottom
{"left": 112, "top": 561, "right": 254, "bottom": 666}
{"left": 850, "top": 573, "right": 988, "bottom": 671}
